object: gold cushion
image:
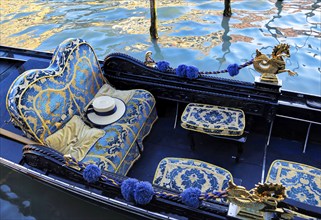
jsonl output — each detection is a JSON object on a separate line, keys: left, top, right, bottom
{"left": 45, "top": 115, "right": 105, "bottom": 161}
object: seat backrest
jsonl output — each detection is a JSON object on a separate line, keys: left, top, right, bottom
{"left": 266, "top": 159, "right": 321, "bottom": 207}
{"left": 6, "top": 38, "right": 106, "bottom": 144}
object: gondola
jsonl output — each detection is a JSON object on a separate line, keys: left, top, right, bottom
{"left": 0, "top": 38, "right": 320, "bottom": 220}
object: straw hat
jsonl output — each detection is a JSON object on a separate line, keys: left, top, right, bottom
{"left": 86, "top": 96, "right": 126, "bottom": 127}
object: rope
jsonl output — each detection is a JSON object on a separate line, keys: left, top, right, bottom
{"left": 199, "top": 59, "right": 254, "bottom": 75}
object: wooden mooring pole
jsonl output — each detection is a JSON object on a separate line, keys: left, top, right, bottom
{"left": 150, "top": 0, "right": 158, "bottom": 39}
{"left": 223, "top": 0, "right": 232, "bottom": 17}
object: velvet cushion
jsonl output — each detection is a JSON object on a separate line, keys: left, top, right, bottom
{"left": 45, "top": 115, "right": 105, "bottom": 161}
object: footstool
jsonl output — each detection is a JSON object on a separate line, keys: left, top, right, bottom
{"left": 153, "top": 157, "right": 233, "bottom": 202}
{"left": 180, "top": 103, "right": 247, "bottom": 161}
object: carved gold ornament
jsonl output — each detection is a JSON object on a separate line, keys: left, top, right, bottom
{"left": 253, "top": 43, "right": 297, "bottom": 83}
{"left": 144, "top": 51, "right": 157, "bottom": 68}
{"left": 226, "top": 181, "right": 286, "bottom": 211}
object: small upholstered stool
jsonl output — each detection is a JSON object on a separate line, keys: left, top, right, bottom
{"left": 266, "top": 160, "right": 321, "bottom": 208}
{"left": 181, "top": 103, "right": 246, "bottom": 161}
{"left": 181, "top": 103, "right": 245, "bottom": 136}
{"left": 153, "top": 157, "right": 233, "bottom": 203}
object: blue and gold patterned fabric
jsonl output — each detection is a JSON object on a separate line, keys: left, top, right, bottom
{"left": 181, "top": 103, "right": 245, "bottom": 136}
{"left": 266, "top": 160, "right": 321, "bottom": 207}
{"left": 82, "top": 88, "right": 157, "bottom": 174}
{"left": 7, "top": 38, "right": 104, "bottom": 142}
{"left": 153, "top": 158, "right": 233, "bottom": 197}
{"left": 6, "top": 38, "right": 157, "bottom": 175}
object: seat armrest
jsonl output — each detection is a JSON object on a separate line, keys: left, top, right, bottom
{"left": 23, "top": 144, "right": 65, "bottom": 166}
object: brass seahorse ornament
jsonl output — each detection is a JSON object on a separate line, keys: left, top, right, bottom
{"left": 253, "top": 43, "right": 297, "bottom": 83}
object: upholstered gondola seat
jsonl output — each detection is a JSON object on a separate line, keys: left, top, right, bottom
{"left": 266, "top": 160, "right": 321, "bottom": 207}
{"left": 6, "top": 38, "right": 157, "bottom": 175}
{"left": 181, "top": 103, "right": 245, "bottom": 136}
{"left": 153, "top": 157, "right": 233, "bottom": 202}
{"left": 180, "top": 103, "right": 246, "bottom": 161}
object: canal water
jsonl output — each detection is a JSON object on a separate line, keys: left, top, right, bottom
{"left": 1, "top": 0, "right": 320, "bottom": 95}
{"left": 0, "top": 0, "right": 320, "bottom": 219}
{"left": 0, "top": 165, "right": 136, "bottom": 220}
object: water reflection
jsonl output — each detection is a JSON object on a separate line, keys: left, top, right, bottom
{"left": 151, "top": 38, "right": 164, "bottom": 60}
{"left": 306, "top": 0, "right": 321, "bottom": 18}
{"left": 265, "top": 0, "right": 284, "bottom": 41}
{"left": 216, "top": 16, "right": 231, "bottom": 66}
{"left": 221, "top": 17, "right": 231, "bottom": 53}
{"left": 0, "top": 168, "right": 35, "bottom": 220}
{"left": 0, "top": 0, "right": 320, "bottom": 94}
{"left": 0, "top": 165, "right": 136, "bottom": 220}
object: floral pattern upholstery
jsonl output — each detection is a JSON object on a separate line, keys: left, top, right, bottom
{"left": 6, "top": 38, "right": 157, "bottom": 175}
{"left": 266, "top": 160, "right": 321, "bottom": 207}
{"left": 181, "top": 103, "right": 245, "bottom": 136}
{"left": 153, "top": 158, "right": 233, "bottom": 198}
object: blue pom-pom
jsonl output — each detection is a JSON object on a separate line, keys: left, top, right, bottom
{"left": 176, "top": 64, "right": 188, "bottom": 77}
{"left": 83, "top": 164, "right": 101, "bottom": 183}
{"left": 121, "top": 178, "right": 139, "bottom": 202}
{"left": 227, "top": 63, "right": 239, "bottom": 77}
{"left": 156, "top": 61, "right": 170, "bottom": 72}
{"left": 186, "top": 66, "right": 199, "bottom": 79}
{"left": 181, "top": 187, "right": 201, "bottom": 208}
{"left": 134, "top": 181, "right": 154, "bottom": 205}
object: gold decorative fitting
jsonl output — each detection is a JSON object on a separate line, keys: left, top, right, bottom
{"left": 253, "top": 182, "right": 286, "bottom": 202}
{"left": 253, "top": 43, "right": 297, "bottom": 83}
{"left": 144, "top": 51, "right": 156, "bottom": 68}
{"left": 226, "top": 181, "right": 286, "bottom": 211}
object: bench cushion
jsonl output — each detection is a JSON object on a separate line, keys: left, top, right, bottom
{"left": 266, "top": 160, "right": 321, "bottom": 207}
{"left": 153, "top": 157, "right": 233, "bottom": 194}
{"left": 181, "top": 103, "right": 245, "bottom": 136}
{"left": 81, "top": 86, "right": 157, "bottom": 174}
